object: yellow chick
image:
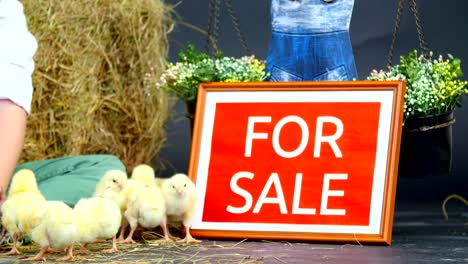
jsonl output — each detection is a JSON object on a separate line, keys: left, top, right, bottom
{"left": 93, "top": 169, "right": 128, "bottom": 241}
{"left": 74, "top": 196, "right": 121, "bottom": 254}
{"left": 94, "top": 169, "right": 127, "bottom": 207}
{"left": 131, "top": 164, "right": 156, "bottom": 186}
{"left": 159, "top": 173, "right": 201, "bottom": 243}
{"left": 23, "top": 201, "right": 77, "bottom": 261}
{"left": 0, "top": 169, "right": 46, "bottom": 256}
{"left": 120, "top": 164, "right": 169, "bottom": 243}
{"left": 114, "top": 165, "right": 161, "bottom": 241}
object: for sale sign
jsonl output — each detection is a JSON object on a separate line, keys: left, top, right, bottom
{"left": 188, "top": 81, "right": 405, "bottom": 245}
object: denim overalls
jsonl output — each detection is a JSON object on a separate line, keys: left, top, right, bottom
{"left": 266, "top": 0, "right": 357, "bottom": 81}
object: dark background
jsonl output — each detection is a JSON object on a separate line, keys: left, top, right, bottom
{"left": 156, "top": 0, "right": 468, "bottom": 204}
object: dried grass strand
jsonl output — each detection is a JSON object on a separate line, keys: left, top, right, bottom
{"left": 442, "top": 194, "right": 468, "bottom": 222}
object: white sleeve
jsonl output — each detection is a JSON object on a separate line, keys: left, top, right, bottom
{"left": 0, "top": 0, "right": 38, "bottom": 114}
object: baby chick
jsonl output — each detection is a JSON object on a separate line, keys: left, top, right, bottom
{"left": 94, "top": 169, "right": 127, "bottom": 206}
{"left": 0, "top": 169, "right": 46, "bottom": 256}
{"left": 23, "top": 201, "right": 77, "bottom": 261}
{"left": 159, "top": 173, "right": 201, "bottom": 243}
{"left": 74, "top": 196, "right": 121, "bottom": 254}
{"left": 93, "top": 169, "right": 128, "bottom": 241}
{"left": 121, "top": 164, "right": 169, "bottom": 243}
{"left": 131, "top": 164, "right": 156, "bottom": 186}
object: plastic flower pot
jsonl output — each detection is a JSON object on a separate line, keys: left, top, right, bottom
{"left": 186, "top": 101, "right": 196, "bottom": 135}
{"left": 398, "top": 111, "right": 454, "bottom": 179}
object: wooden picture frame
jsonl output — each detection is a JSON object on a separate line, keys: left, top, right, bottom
{"left": 188, "top": 81, "right": 406, "bottom": 245}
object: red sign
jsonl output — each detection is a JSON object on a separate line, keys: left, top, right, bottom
{"left": 188, "top": 81, "right": 405, "bottom": 245}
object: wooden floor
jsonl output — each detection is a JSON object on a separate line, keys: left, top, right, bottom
{"left": 0, "top": 177, "right": 466, "bottom": 263}
{"left": 0, "top": 201, "right": 465, "bottom": 264}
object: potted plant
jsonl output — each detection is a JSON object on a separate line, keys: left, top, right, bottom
{"left": 368, "top": 49, "right": 468, "bottom": 178}
{"left": 153, "top": 44, "right": 269, "bottom": 131}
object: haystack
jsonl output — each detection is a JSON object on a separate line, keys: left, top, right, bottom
{"left": 20, "top": 0, "right": 174, "bottom": 173}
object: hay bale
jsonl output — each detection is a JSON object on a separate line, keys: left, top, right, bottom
{"left": 20, "top": 0, "right": 174, "bottom": 173}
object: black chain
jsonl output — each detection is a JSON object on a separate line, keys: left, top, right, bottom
{"left": 387, "top": 0, "right": 406, "bottom": 68}
{"left": 387, "top": 0, "right": 430, "bottom": 67}
{"left": 224, "top": 0, "right": 251, "bottom": 54}
{"left": 205, "top": 0, "right": 221, "bottom": 55}
{"left": 205, "top": 0, "right": 250, "bottom": 56}
{"left": 409, "top": 0, "right": 430, "bottom": 57}
{"left": 204, "top": 0, "right": 215, "bottom": 53}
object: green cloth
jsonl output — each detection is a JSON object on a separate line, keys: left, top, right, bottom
{"left": 12, "top": 154, "right": 126, "bottom": 207}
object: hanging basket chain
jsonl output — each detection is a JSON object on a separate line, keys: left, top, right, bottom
{"left": 224, "top": 0, "right": 251, "bottom": 54}
{"left": 387, "top": 0, "right": 406, "bottom": 68}
{"left": 205, "top": 0, "right": 250, "bottom": 56}
{"left": 205, "top": 0, "right": 221, "bottom": 55}
{"left": 387, "top": 0, "right": 430, "bottom": 67}
{"left": 409, "top": 0, "right": 430, "bottom": 57}
{"left": 204, "top": 0, "right": 215, "bottom": 53}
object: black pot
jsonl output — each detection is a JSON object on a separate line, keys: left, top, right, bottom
{"left": 185, "top": 101, "right": 196, "bottom": 135}
{"left": 398, "top": 111, "right": 455, "bottom": 179}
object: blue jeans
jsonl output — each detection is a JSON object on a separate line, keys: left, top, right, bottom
{"left": 266, "top": 30, "right": 358, "bottom": 81}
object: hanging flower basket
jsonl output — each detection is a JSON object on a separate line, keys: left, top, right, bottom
{"left": 368, "top": 50, "right": 468, "bottom": 178}
{"left": 153, "top": 44, "right": 269, "bottom": 135}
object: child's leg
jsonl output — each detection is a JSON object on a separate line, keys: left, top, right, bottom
{"left": 13, "top": 155, "right": 127, "bottom": 207}
{"left": 0, "top": 99, "right": 27, "bottom": 199}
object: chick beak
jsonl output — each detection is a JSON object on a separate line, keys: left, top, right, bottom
{"left": 176, "top": 187, "right": 183, "bottom": 194}
{"left": 118, "top": 182, "right": 125, "bottom": 190}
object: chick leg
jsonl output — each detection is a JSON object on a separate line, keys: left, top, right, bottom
{"left": 116, "top": 221, "right": 128, "bottom": 242}
{"left": 20, "top": 247, "right": 47, "bottom": 261}
{"left": 119, "top": 222, "right": 137, "bottom": 244}
{"left": 177, "top": 226, "right": 201, "bottom": 244}
{"left": 45, "top": 248, "right": 60, "bottom": 254}
{"left": 101, "top": 235, "right": 119, "bottom": 253}
{"left": 76, "top": 243, "right": 90, "bottom": 255}
{"left": 0, "top": 232, "right": 21, "bottom": 255}
{"left": 156, "top": 220, "right": 176, "bottom": 243}
{"left": 56, "top": 244, "right": 74, "bottom": 261}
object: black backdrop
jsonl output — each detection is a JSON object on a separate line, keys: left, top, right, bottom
{"left": 156, "top": 0, "right": 468, "bottom": 203}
